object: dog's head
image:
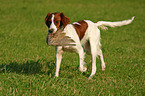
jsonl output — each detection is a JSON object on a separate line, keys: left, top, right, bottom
{"left": 45, "top": 12, "right": 70, "bottom": 33}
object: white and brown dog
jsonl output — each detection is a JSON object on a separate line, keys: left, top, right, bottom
{"left": 45, "top": 12, "right": 134, "bottom": 79}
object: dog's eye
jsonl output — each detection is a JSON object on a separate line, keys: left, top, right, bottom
{"left": 55, "top": 21, "right": 59, "bottom": 24}
{"left": 48, "top": 21, "right": 51, "bottom": 24}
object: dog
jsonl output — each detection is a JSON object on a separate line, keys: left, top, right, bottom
{"left": 45, "top": 12, "right": 134, "bottom": 79}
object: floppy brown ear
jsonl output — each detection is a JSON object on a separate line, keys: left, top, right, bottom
{"left": 45, "top": 13, "right": 51, "bottom": 22}
{"left": 61, "top": 13, "right": 70, "bottom": 27}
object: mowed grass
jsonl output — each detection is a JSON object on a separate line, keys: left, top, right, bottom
{"left": 0, "top": 0, "right": 144, "bottom": 95}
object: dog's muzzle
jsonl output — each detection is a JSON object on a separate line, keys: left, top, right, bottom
{"left": 48, "top": 29, "right": 54, "bottom": 33}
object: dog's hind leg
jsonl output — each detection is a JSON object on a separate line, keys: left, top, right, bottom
{"left": 98, "top": 42, "right": 105, "bottom": 71}
{"left": 88, "top": 40, "right": 98, "bottom": 79}
{"left": 100, "top": 50, "right": 105, "bottom": 71}
{"left": 55, "top": 46, "right": 63, "bottom": 77}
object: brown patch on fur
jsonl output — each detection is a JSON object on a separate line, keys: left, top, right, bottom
{"left": 73, "top": 20, "right": 88, "bottom": 40}
{"left": 45, "top": 13, "right": 51, "bottom": 22}
{"left": 60, "top": 13, "right": 70, "bottom": 27}
{"left": 53, "top": 13, "right": 62, "bottom": 28}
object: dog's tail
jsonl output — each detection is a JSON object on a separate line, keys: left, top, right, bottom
{"left": 95, "top": 16, "right": 135, "bottom": 30}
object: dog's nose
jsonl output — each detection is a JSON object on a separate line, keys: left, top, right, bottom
{"left": 48, "top": 29, "right": 54, "bottom": 33}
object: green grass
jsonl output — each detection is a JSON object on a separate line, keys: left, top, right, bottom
{"left": 0, "top": 0, "right": 144, "bottom": 95}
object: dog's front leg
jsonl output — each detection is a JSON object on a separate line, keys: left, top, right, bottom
{"left": 55, "top": 46, "right": 63, "bottom": 77}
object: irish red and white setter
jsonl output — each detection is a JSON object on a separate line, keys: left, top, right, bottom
{"left": 45, "top": 12, "right": 134, "bottom": 79}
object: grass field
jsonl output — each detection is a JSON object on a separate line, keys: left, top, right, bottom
{"left": 0, "top": 0, "right": 144, "bottom": 95}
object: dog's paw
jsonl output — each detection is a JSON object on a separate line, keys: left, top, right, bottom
{"left": 88, "top": 76, "right": 92, "bottom": 80}
{"left": 102, "top": 68, "right": 105, "bottom": 71}
{"left": 101, "top": 63, "right": 105, "bottom": 71}
{"left": 79, "top": 67, "right": 87, "bottom": 72}
{"left": 102, "top": 65, "right": 105, "bottom": 71}
{"left": 55, "top": 74, "right": 59, "bottom": 77}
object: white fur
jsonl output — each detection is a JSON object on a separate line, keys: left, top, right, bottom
{"left": 53, "top": 16, "right": 135, "bottom": 79}
{"left": 73, "top": 22, "right": 81, "bottom": 25}
{"left": 49, "top": 14, "right": 57, "bottom": 32}
{"left": 96, "top": 16, "right": 135, "bottom": 29}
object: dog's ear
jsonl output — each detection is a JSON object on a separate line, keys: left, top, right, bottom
{"left": 61, "top": 12, "right": 70, "bottom": 27}
{"left": 45, "top": 13, "right": 52, "bottom": 27}
{"left": 45, "top": 13, "right": 51, "bottom": 22}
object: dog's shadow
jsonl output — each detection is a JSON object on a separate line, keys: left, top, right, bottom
{"left": 0, "top": 60, "right": 55, "bottom": 75}
{"left": 0, "top": 60, "right": 92, "bottom": 78}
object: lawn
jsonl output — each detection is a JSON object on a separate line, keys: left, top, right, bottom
{"left": 0, "top": 0, "right": 144, "bottom": 95}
